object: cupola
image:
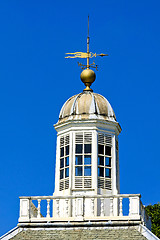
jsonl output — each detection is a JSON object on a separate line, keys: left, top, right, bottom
{"left": 53, "top": 19, "right": 122, "bottom": 220}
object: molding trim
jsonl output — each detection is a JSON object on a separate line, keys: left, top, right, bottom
{"left": 54, "top": 119, "right": 121, "bottom": 136}
{"left": 0, "top": 226, "right": 22, "bottom": 240}
{"left": 137, "top": 225, "right": 160, "bottom": 240}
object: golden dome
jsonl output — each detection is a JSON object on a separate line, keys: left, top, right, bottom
{"left": 80, "top": 69, "right": 96, "bottom": 91}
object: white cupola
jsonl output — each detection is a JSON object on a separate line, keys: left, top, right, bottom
{"left": 53, "top": 67, "right": 121, "bottom": 217}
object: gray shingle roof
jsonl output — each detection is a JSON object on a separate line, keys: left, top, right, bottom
{"left": 11, "top": 227, "right": 147, "bottom": 240}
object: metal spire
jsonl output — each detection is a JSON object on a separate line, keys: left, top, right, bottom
{"left": 87, "top": 15, "right": 90, "bottom": 69}
{"left": 65, "top": 17, "right": 108, "bottom": 71}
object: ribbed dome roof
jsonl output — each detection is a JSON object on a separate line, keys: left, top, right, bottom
{"left": 58, "top": 91, "right": 116, "bottom": 123}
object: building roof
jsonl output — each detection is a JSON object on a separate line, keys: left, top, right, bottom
{"left": 9, "top": 226, "right": 148, "bottom": 240}
{"left": 58, "top": 91, "right": 116, "bottom": 124}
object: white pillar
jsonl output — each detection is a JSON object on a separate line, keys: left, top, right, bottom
{"left": 100, "top": 198, "right": 104, "bottom": 216}
{"left": 37, "top": 199, "right": 41, "bottom": 218}
{"left": 46, "top": 199, "right": 50, "bottom": 218}
{"left": 129, "top": 196, "right": 140, "bottom": 216}
{"left": 19, "top": 198, "right": 31, "bottom": 222}
{"left": 110, "top": 197, "right": 114, "bottom": 216}
{"left": 92, "top": 130, "right": 98, "bottom": 191}
{"left": 119, "top": 197, "right": 123, "bottom": 216}
{"left": 70, "top": 131, "right": 73, "bottom": 191}
{"left": 54, "top": 136, "right": 60, "bottom": 193}
{"left": 112, "top": 135, "right": 118, "bottom": 216}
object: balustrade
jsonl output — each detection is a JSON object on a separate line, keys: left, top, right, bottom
{"left": 19, "top": 194, "right": 146, "bottom": 224}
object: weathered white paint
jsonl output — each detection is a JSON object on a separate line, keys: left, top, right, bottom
{"left": 19, "top": 193, "right": 151, "bottom": 229}
{"left": 58, "top": 92, "right": 117, "bottom": 123}
{"left": 53, "top": 115, "right": 121, "bottom": 217}
{"left": 129, "top": 196, "right": 140, "bottom": 216}
{"left": 137, "top": 225, "right": 160, "bottom": 240}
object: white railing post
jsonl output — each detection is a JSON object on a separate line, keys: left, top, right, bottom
{"left": 129, "top": 197, "right": 131, "bottom": 215}
{"left": 56, "top": 199, "right": 60, "bottom": 217}
{"left": 91, "top": 198, "right": 94, "bottom": 216}
{"left": 110, "top": 197, "right": 114, "bottom": 216}
{"left": 37, "top": 199, "right": 41, "bottom": 218}
{"left": 100, "top": 198, "right": 104, "bottom": 216}
{"left": 65, "top": 198, "right": 69, "bottom": 216}
{"left": 129, "top": 196, "right": 140, "bottom": 216}
{"left": 74, "top": 198, "right": 77, "bottom": 217}
{"left": 46, "top": 199, "right": 50, "bottom": 218}
{"left": 119, "top": 197, "right": 123, "bottom": 216}
{"left": 19, "top": 198, "right": 31, "bottom": 222}
{"left": 76, "top": 197, "right": 83, "bottom": 218}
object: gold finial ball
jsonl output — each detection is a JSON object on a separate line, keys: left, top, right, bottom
{"left": 80, "top": 68, "right": 96, "bottom": 91}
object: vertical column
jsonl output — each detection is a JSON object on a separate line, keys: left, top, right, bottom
{"left": 19, "top": 198, "right": 31, "bottom": 222}
{"left": 37, "top": 199, "right": 41, "bottom": 218}
{"left": 54, "top": 135, "right": 60, "bottom": 193}
{"left": 65, "top": 199, "right": 69, "bottom": 217}
{"left": 92, "top": 131, "right": 98, "bottom": 216}
{"left": 91, "top": 198, "right": 94, "bottom": 216}
{"left": 119, "top": 197, "right": 123, "bottom": 216}
{"left": 47, "top": 199, "right": 50, "bottom": 218}
{"left": 69, "top": 132, "right": 73, "bottom": 191}
{"left": 75, "top": 198, "right": 77, "bottom": 217}
{"left": 112, "top": 135, "right": 117, "bottom": 195}
{"left": 72, "top": 132, "right": 76, "bottom": 189}
{"left": 116, "top": 138, "right": 120, "bottom": 193}
{"left": 110, "top": 197, "right": 114, "bottom": 216}
{"left": 129, "top": 196, "right": 140, "bottom": 216}
{"left": 56, "top": 199, "right": 60, "bottom": 217}
{"left": 92, "top": 130, "right": 98, "bottom": 190}
{"left": 112, "top": 135, "right": 118, "bottom": 216}
{"left": 76, "top": 197, "right": 84, "bottom": 217}
{"left": 100, "top": 198, "right": 104, "bottom": 217}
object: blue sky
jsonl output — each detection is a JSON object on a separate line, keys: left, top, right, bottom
{"left": 0, "top": 0, "right": 160, "bottom": 236}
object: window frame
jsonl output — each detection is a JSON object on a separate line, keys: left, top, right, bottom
{"left": 75, "top": 143, "right": 92, "bottom": 177}
{"left": 59, "top": 136, "right": 70, "bottom": 180}
{"left": 98, "top": 143, "right": 112, "bottom": 180}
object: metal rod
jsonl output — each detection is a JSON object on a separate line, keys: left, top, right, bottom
{"left": 87, "top": 15, "right": 90, "bottom": 68}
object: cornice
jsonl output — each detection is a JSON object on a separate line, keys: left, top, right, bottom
{"left": 54, "top": 119, "right": 122, "bottom": 136}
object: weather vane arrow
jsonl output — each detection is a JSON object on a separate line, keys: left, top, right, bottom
{"left": 65, "top": 52, "right": 108, "bottom": 59}
{"left": 65, "top": 16, "right": 108, "bottom": 70}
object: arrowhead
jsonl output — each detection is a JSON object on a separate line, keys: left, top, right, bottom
{"left": 99, "top": 53, "right": 109, "bottom": 57}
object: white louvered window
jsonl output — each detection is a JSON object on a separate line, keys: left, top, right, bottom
{"left": 59, "top": 134, "right": 70, "bottom": 191}
{"left": 98, "top": 133, "right": 112, "bottom": 190}
{"left": 75, "top": 132, "right": 92, "bottom": 189}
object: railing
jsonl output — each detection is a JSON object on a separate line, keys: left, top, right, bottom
{"left": 19, "top": 194, "right": 148, "bottom": 224}
{"left": 140, "top": 201, "right": 152, "bottom": 230}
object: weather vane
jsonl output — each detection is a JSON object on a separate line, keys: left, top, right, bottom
{"left": 65, "top": 16, "right": 108, "bottom": 71}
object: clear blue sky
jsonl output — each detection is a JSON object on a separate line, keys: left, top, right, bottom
{"left": 0, "top": 0, "right": 160, "bottom": 236}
